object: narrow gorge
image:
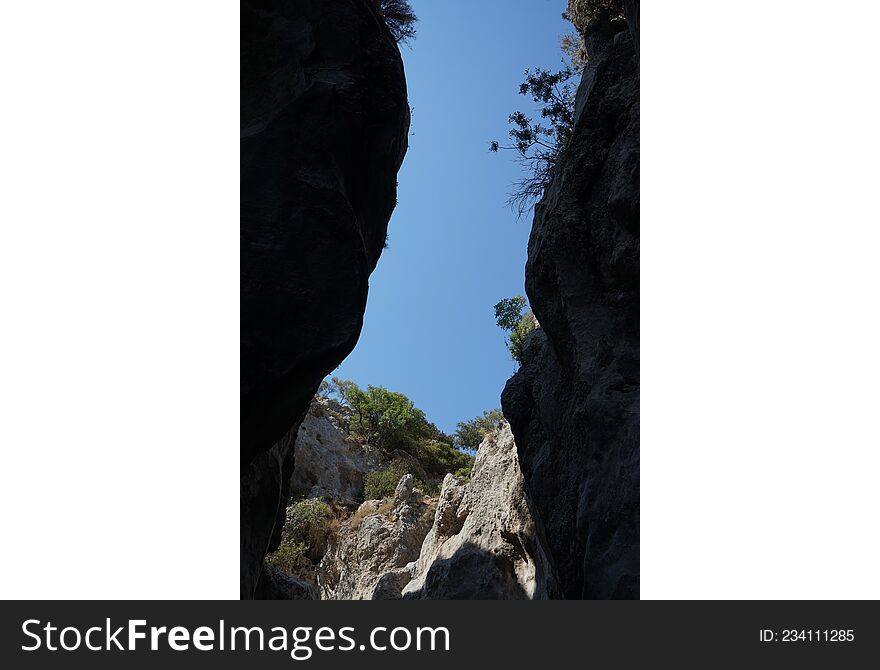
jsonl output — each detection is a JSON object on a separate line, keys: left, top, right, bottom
{"left": 241, "top": 0, "right": 639, "bottom": 600}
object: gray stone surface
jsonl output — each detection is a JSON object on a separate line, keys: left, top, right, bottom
{"left": 290, "top": 397, "right": 378, "bottom": 505}
{"left": 318, "top": 475, "right": 434, "bottom": 600}
{"left": 401, "top": 424, "right": 558, "bottom": 599}
{"left": 502, "top": 6, "right": 640, "bottom": 599}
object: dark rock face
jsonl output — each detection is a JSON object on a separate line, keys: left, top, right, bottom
{"left": 240, "top": 0, "right": 409, "bottom": 598}
{"left": 501, "top": 8, "right": 640, "bottom": 599}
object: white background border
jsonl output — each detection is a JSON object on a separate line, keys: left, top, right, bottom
{"left": 1, "top": 0, "right": 877, "bottom": 599}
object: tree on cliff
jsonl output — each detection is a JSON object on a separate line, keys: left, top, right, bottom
{"left": 328, "top": 378, "right": 430, "bottom": 451}
{"left": 376, "top": 0, "right": 418, "bottom": 43}
{"left": 454, "top": 409, "right": 505, "bottom": 452}
{"left": 324, "top": 377, "right": 473, "bottom": 483}
{"left": 489, "top": 1, "right": 628, "bottom": 218}
{"left": 494, "top": 296, "right": 537, "bottom": 364}
{"left": 490, "top": 67, "right": 576, "bottom": 217}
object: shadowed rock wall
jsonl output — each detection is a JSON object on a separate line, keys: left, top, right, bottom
{"left": 502, "top": 3, "right": 640, "bottom": 599}
{"left": 240, "top": 0, "right": 409, "bottom": 598}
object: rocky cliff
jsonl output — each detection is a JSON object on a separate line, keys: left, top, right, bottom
{"left": 502, "top": 3, "right": 640, "bottom": 599}
{"left": 401, "top": 424, "right": 557, "bottom": 599}
{"left": 319, "top": 474, "right": 435, "bottom": 600}
{"left": 263, "top": 409, "right": 552, "bottom": 600}
{"left": 291, "top": 397, "right": 379, "bottom": 506}
{"left": 240, "top": 0, "right": 409, "bottom": 598}
{"left": 309, "top": 423, "right": 554, "bottom": 599}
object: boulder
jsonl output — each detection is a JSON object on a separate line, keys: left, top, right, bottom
{"left": 400, "top": 424, "right": 557, "bottom": 599}
{"left": 318, "top": 475, "right": 434, "bottom": 599}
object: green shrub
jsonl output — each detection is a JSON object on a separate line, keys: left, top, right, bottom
{"left": 279, "top": 498, "right": 332, "bottom": 563}
{"left": 454, "top": 409, "right": 505, "bottom": 451}
{"left": 494, "top": 296, "right": 528, "bottom": 332}
{"left": 326, "top": 378, "right": 475, "bottom": 495}
{"left": 285, "top": 499, "right": 331, "bottom": 537}
{"left": 328, "top": 378, "right": 442, "bottom": 453}
{"left": 364, "top": 465, "right": 408, "bottom": 500}
{"left": 452, "top": 466, "right": 473, "bottom": 483}
{"left": 265, "top": 538, "right": 308, "bottom": 574}
{"left": 494, "top": 296, "right": 538, "bottom": 363}
{"left": 509, "top": 312, "right": 537, "bottom": 363}
{"left": 414, "top": 439, "right": 473, "bottom": 480}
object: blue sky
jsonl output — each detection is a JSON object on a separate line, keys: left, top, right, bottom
{"left": 333, "top": 0, "right": 571, "bottom": 433}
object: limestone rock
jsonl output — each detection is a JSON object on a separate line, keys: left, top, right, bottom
{"left": 400, "top": 424, "right": 557, "bottom": 599}
{"left": 318, "top": 475, "right": 434, "bottom": 600}
{"left": 290, "top": 397, "right": 378, "bottom": 505}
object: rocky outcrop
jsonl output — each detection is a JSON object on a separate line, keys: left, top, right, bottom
{"left": 400, "top": 424, "right": 557, "bottom": 599}
{"left": 318, "top": 475, "right": 434, "bottom": 599}
{"left": 273, "top": 422, "right": 556, "bottom": 600}
{"left": 240, "top": 0, "right": 409, "bottom": 598}
{"left": 501, "top": 4, "right": 640, "bottom": 599}
{"left": 290, "top": 397, "right": 378, "bottom": 506}
{"left": 253, "top": 563, "right": 318, "bottom": 600}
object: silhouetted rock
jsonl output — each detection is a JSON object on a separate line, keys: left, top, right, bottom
{"left": 502, "top": 5, "right": 640, "bottom": 599}
{"left": 241, "top": 0, "right": 409, "bottom": 598}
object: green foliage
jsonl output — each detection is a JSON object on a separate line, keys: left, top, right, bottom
{"left": 494, "top": 296, "right": 537, "bottom": 363}
{"left": 277, "top": 498, "right": 332, "bottom": 563}
{"left": 452, "top": 465, "right": 473, "bottom": 482}
{"left": 494, "top": 296, "right": 528, "bottom": 332}
{"left": 266, "top": 498, "right": 332, "bottom": 572}
{"left": 265, "top": 537, "right": 308, "bottom": 574}
{"left": 363, "top": 445, "right": 473, "bottom": 499}
{"left": 328, "top": 378, "right": 475, "bottom": 493}
{"left": 490, "top": 68, "right": 575, "bottom": 217}
{"left": 454, "top": 408, "right": 505, "bottom": 451}
{"left": 415, "top": 439, "right": 473, "bottom": 480}
{"left": 509, "top": 312, "right": 537, "bottom": 363}
{"left": 376, "top": 0, "right": 418, "bottom": 43}
{"left": 329, "top": 377, "right": 435, "bottom": 452}
{"left": 364, "top": 463, "right": 409, "bottom": 500}
{"left": 285, "top": 499, "right": 331, "bottom": 543}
